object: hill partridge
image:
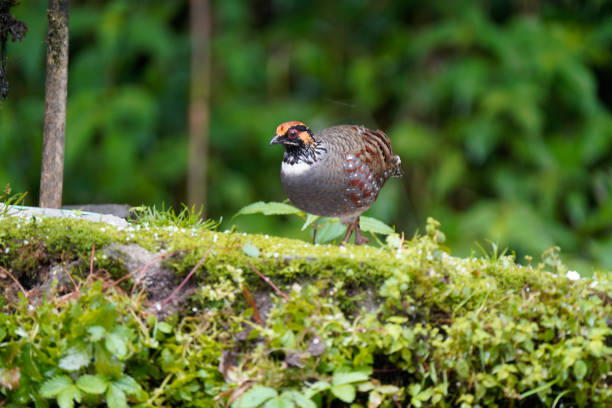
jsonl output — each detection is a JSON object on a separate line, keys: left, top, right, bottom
{"left": 270, "top": 121, "right": 403, "bottom": 245}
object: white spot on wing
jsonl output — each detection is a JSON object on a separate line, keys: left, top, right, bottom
{"left": 281, "top": 161, "right": 311, "bottom": 176}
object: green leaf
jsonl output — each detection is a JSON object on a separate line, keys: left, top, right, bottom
{"left": 456, "top": 358, "right": 470, "bottom": 379}
{"left": 280, "top": 330, "right": 296, "bottom": 348}
{"left": 95, "top": 344, "right": 123, "bottom": 378}
{"left": 157, "top": 321, "right": 173, "bottom": 334}
{"left": 314, "top": 218, "right": 345, "bottom": 243}
{"left": 76, "top": 374, "right": 108, "bottom": 394}
{"left": 107, "top": 384, "right": 127, "bottom": 408}
{"left": 21, "top": 343, "right": 43, "bottom": 381}
{"left": 331, "top": 384, "right": 356, "bottom": 403}
{"left": 59, "top": 344, "right": 92, "bottom": 371}
{"left": 359, "top": 216, "right": 394, "bottom": 235}
{"left": 305, "top": 381, "right": 330, "bottom": 397}
{"left": 263, "top": 396, "right": 295, "bottom": 408}
{"left": 88, "top": 326, "right": 106, "bottom": 341}
{"left": 234, "top": 201, "right": 304, "bottom": 218}
{"left": 40, "top": 375, "right": 73, "bottom": 398}
{"left": 332, "top": 371, "right": 370, "bottom": 386}
{"left": 243, "top": 243, "right": 260, "bottom": 257}
{"left": 114, "top": 375, "right": 143, "bottom": 396}
{"left": 573, "top": 359, "right": 587, "bottom": 380}
{"left": 105, "top": 332, "right": 128, "bottom": 359}
{"left": 57, "top": 386, "right": 79, "bottom": 408}
{"left": 234, "top": 386, "right": 278, "bottom": 408}
{"left": 301, "top": 214, "right": 320, "bottom": 231}
{"left": 284, "top": 391, "right": 316, "bottom": 408}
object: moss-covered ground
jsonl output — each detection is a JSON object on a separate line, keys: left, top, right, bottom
{"left": 0, "top": 215, "right": 610, "bottom": 407}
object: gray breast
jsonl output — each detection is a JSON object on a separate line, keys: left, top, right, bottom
{"left": 280, "top": 146, "right": 369, "bottom": 219}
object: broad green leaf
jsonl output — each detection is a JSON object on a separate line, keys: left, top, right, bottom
{"left": 233, "top": 386, "right": 278, "bottom": 408}
{"left": 573, "top": 359, "right": 587, "bottom": 380}
{"left": 40, "top": 375, "right": 73, "bottom": 398}
{"left": 359, "top": 216, "right": 394, "bottom": 235}
{"left": 280, "top": 330, "right": 296, "bottom": 348}
{"left": 76, "top": 374, "right": 108, "bottom": 394}
{"left": 156, "top": 322, "right": 172, "bottom": 334}
{"left": 243, "top": 243, "right": 260, "bottom": 257}
{"left": 301, "top": 213, "right": 319, "bottom": 231}
{"left": 283, "top": 391, "right": 316, "bottom": 408}
{"left": 107, "top": 384, "right": 127, "bottom": 408}
{"left": 59, "top": 344, "right": 92, "bottom": 371}
{"left": 57, "top": 386, "right": 79, "bottom": 408}
{"left": 263, "top": 396, "right": 295, "bottom": 408}
{"left": 304, "top": 381, "right": 330, "bottom": 397}
{"left": 369, "top": 391, "right": 383, "bottom": 407}
{"left": 234, "top": 201, "right": 304, "bottom": 218}
{"left": 87, "top": 326, "right": 106, "bottom": 341}
{"left": 115, "top": 375, "right": 143, "bottom": 396}
{"left": 331, "top": 383, "right": 356, "bottom": 403}
{"left": 21, "top": 343, "right": 42, "bottom": 381}
{"left": 0, "top": 327, "right": 5, "bottom": 341}
{"left": 105, "top": 332, "right": 128, "bottom": 359}
{"left": 95, "top": 344, "right": 123, "bottom": 378}
{"left": 332, "top": 371, "right": 370, "bottom": 386}
{"left": 314, "top": 219, "right": 345, "bottom": 243}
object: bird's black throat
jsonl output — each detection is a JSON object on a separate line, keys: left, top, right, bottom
{"left": 282, "top": 142, "right": 327, "bottom": 166}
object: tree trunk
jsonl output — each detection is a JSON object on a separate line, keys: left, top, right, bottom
{"left": 40, "top": 0, "right": 69, "bottom": 209}
{"left": 187, "top": 0, "right": 211, "bottom": 215}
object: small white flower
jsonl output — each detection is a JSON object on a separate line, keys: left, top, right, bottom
{"left": 213, "top": 234, "right": 218, "bottom": 243}
{"left": 339, "top": 246, "right": 347, "bottom": 252}
{"left": 4, "top": 247, "right": 9, "bottom": 254}
{"left": 566, "top": 270, "right": 580, "bottom": 281}
{"left": 155, "top": 303, "right": 162, "bottom": 311}
{"left": 589, "top": 280, "right": 598, "bottom": 288}
{"left": 23, "top": 240, "right": 28, "bottom": 245}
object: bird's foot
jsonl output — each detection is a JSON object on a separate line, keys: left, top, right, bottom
{"left": 341, "top": 219, "right": 369, "bottom": 245}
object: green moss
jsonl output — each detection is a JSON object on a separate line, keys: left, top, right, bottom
{"left": 0, "top": 215, "right": 610, "bottom": 407}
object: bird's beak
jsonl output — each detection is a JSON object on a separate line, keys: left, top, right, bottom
{"left": 269, "top": 134, "right": 283, "bottom": 146}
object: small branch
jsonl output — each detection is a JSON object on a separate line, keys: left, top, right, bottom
{"left": 62, "top": 261, "right": 80, "bottom": 294}
{"left": 89, "top": 243, "right": 95, "bottom": 278}
{"left": 245, "top": 260, "right": 290, "bottom": 301}
{"left": 241, "top": 284, "right": 263, "bottom": 325}
{"left": 0, "top": 265, "right": 27, "bottom": 298}
{"left": 160, "top": 246, "right": 212, "bottom": 308}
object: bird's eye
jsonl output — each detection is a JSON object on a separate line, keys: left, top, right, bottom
{"left": 288, "top": 129, "right": 298, "bottom": 138}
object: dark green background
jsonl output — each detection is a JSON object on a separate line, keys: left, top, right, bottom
{"left": 2, "top": 0, "right": 612, "bottom": 273}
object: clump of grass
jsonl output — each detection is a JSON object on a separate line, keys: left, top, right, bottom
{"left": 0, "top": 184, "right": 27, "bottom": 216}
{"left": 130, "top": 203, "right": 220, "bottom": 230}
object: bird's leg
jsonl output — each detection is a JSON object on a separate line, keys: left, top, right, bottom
{"left": 341, "top": 221, "right": 356, "bottom": 245}
{"left": 311, "top": 219, "right": 318, "bottom": 244}
{"left": 353, "top": 220, "right": 370, "bottom": 245}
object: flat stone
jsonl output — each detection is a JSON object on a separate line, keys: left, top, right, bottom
{"left": 0, "top": 204, "right": 129, "bottom": 228}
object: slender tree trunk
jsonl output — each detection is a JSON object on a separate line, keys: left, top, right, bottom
{"left": 187, "top": 0, "right": 211, "bottom": 215}
{"left": 40, "top": 0, "right": 69, "bottom": 209}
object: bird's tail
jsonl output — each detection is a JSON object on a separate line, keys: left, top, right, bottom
{"left": 390, "top": 154, "right": 403, "bottom": 177}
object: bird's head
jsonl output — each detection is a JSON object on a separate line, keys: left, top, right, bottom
{"left": 270, "top": 121, "right": 315, "bottom": 149}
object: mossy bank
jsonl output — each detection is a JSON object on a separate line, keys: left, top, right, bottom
{"left": 0, "top": 215, "right": 610, "bottom": 408}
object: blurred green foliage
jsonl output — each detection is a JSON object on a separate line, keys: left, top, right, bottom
{"left": 1, "top": 0, "right": 612, "bottom": 271}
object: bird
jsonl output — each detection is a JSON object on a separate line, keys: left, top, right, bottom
{"left": 270, "top": 121, "right": 403, "bottom": 245}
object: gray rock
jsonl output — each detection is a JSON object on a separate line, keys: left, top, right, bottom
{"left": 0, "top": 204, "right": 129, "bottom": 228}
